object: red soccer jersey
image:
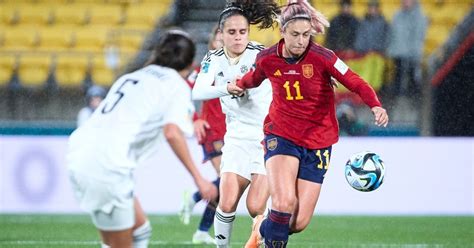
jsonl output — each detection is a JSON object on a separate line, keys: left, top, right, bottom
{"left": 187, "top": 67, "right": 226, "bottom": 144}
{"left": 238, "top": 40, "right": 381, "bottom": 149}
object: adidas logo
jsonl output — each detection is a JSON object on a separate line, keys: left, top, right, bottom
{"left": 215, "top": 234, "right": 226, "bottom": 240}
{"left": 218, "top": 71, "right": 224, "bottom": 77}
{"left": 274, "top": 69, "right": 282, "bottom": 76}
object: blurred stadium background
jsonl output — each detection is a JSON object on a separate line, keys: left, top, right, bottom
{"left": 0, "top": 0, "right": 473, "bottom": 247}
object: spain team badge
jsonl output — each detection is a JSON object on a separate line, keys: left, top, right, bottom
{"left": 302, "top": 64, "right": 313, "bottom": 79}
{"left": 267, "top": 138, "right": 278, "bottom": 151}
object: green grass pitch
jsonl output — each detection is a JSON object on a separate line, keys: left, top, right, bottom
{"left": 0, "top": 215, "right": 472, "bottom": 247}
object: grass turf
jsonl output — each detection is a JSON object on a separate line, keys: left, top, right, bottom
{"left": 0, "top": 215, "right": 472, "bottom": 247}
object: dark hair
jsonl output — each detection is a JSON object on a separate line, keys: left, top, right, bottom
{"left": 146, "top": 30, "right": 195, "bottom": 71}
{"left": 218, "top": 0, "right": 280, "bottom": 30}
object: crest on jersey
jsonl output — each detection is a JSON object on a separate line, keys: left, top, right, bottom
{"left": 213, "top": 140, "right": 224, "bottom": 152}
{"left": 202, "top": 62, "right": 210, "bottom": 73}
{"left": 274, "top": 69, "right": 282, "bottom": 76}
{"left": 267, "top": 138, "right": 278, "bottom": 151}
{"left": 302, "top": 64, "right": 313, "bottom": 78}
{"left": 240, "top": 65, "right": 248, "bottom": 73}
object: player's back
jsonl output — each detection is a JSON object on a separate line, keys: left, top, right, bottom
{"left": 68, "top": 65, "right": 194, "bottom": 174}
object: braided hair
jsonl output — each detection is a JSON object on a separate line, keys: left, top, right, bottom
{"left": 218, "top": 0, "right": 281, "bottom": 30}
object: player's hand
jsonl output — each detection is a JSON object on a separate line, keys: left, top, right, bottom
{"left": 227, "top": 82, "right": 244, "bottom": 96}
{"left": 371, "top": 106, "right": 389, "bottom": 127}
{"left": 193, "top": 119, "right": 209, "bottom": 143}
{"left": 196, "top": 178, "right": 218, "bottom": 202}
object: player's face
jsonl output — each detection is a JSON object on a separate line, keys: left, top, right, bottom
{"left": 221, "top": 15, "right": 249, "bottom": 57}
{"left": 281, "top": 20, "right": 312, "bottom": 57}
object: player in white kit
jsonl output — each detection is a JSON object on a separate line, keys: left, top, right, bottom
{"left": 67, "top": 30, "right": 218, "bottom": 248}
{"left": 192, "top": 1, "right": 280, "bottom": 247}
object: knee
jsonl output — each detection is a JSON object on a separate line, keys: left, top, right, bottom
{"left": 218, "top": 200, "right": 237, "bottom": 213}
{"left": 246, "top": 201, "right": 266, "bottom": 218}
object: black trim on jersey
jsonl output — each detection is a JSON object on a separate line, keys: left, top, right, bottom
{"left": 203, "top": 48, "right": 225, "bottom": 63}
{"left": 246, "top": 42, "right": 265, "bottom": 51}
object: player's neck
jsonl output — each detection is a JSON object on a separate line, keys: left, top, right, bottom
{"left": 223, "top": 47, "right": 243, "bottom": 65}
{"left": 282, "top": 43, "right": 299, "bottom": 59}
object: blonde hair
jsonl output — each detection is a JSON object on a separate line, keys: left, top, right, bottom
{"left": 279, "top": 0, "right": 329, "bottom": 34}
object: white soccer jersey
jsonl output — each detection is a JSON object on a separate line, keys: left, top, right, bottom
{"left": 192, "top": 41, "right": 272, "bottom": 141}
{"left": 68, "top": 65, "right": 194, "bottom": 175}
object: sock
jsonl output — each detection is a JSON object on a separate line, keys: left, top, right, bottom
{"left": 198, "top": 201, "right": 217, "bottom": 232}
{"left": 132, "top": 220, "right": 152, "bottom": 248}
{"left": 101, "top": 243, "right": 110, "bottom": 248}
{"left": 193, "top": 177, "right": 220, "bottom": 203}
{"left": 262, "top": 209, "right": 291, "bottom": 248}
{"left": 214, "top": 206, "right": 235, "bottom": 247}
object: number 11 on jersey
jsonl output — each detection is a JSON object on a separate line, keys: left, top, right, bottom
{"left": 283, "top": 81, "right": 304, "bottom": 100}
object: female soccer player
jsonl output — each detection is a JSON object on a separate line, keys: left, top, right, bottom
{"left": 67, "top": 30, "right": 217, "bottom": 248}
{"left": 192, "top": 1, "right": 280, "bottom": 247}
{"left": 236, "top": 1, "right": 389, "bottom": 247}
{"left": 179, "top": 26, "right": 225, "bottom": 245}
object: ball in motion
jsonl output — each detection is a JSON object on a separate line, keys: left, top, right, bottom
{"left": 345, "top": 151, "right": 385, "bottom": 192}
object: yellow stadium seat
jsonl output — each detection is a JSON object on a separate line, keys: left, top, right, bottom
{"left": 124, "top": 4, "right": 168, "bottom": 30}
{"left": 74, "top": 27, "right": 109, "bottom": 53}
{"left": 426, "top": 5, "right": 468, "bottom": 27}
{"left": 249, "top": 24, "right": 281, "bottom": 47}
{"left": 0, "top": 4, "right": 18, "bottom": 25}
{"left": 116, "top": 32, "right": 145, "bottom": 53}
{"left": 424, "top": 24, "right": 451, "bottom": 54}
{"left": 53, "top": 4, "right": 89, "bottom": 26}
{"left": 17, "top": 5, "right": 53, "bottom": 26}
{"left": 18, "top": 54, "right": 52, "bottom": 88}
{"left": 55, "top": 54, "right": 90, "bottom": 88}
{"left": 37, "top": 27, "right": 74, "bottom": 52}
{"left": 0, "top": 27, "right": 39, "bottom": 51}
{"left": 380, "top": 3, "right": 399, "bottom": 21}
{"left": 89, "top": 5, "right": 124, "bottom": 26}
{"left": 0, "top": 54, "right": 17, "bottom": 86}
{"left": 91, "top": 56, "right": 121, "bottom": 87}
{"left": 318, "top": 3, "right": 339, "bottom": 21}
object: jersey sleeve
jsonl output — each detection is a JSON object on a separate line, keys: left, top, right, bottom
{"left": 237, "top": 53, "right": 267, "bottom": 89}
{"left": 325, "top": 53, "right": 381, "bottom": 108}
{"left": 163, "top": 83, "right": 195, "bottom": 137}
{"left": 192, "top": 52, "right": 229, "bottom": 101}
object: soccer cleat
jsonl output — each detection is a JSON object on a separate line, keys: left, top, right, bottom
{"left": 192, "top": 230, "right": 216, "bottom": 245}
{"left": 244, "top": 215, "right": 264, "bottom": 248}
{"left": 179, "top": 190, "right": 195, "bottom": 225}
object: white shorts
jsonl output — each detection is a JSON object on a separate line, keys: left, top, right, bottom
{"left": 69, "top": 169, "right": 135, "bottom": 231}
{"left": 220, "top": 138, "right": 266, "bottom": 181}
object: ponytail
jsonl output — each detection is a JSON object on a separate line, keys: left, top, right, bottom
{"left": 218, "top": 0, "right": 280, "bottom": 30}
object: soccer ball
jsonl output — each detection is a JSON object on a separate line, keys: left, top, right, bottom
{"left": 345, "top": 151, "right": 385, "bottom": 192}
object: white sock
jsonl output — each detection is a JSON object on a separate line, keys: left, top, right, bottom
{"left": 101, "top": 243, "right": 110, "bottom": 248}
{"left": 133, "top": 220, "right": 152, "bottom": 248}
{"left": 214, "top": 206, "right": 235, "bottom": 248}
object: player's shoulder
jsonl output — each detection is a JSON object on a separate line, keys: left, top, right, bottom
{"left": 203, "top": 48, "right": 225, "bottom": 63}
{"left": 256, "top": 43, "right": 278, "bottom": 61}
{"left": 308, "top": 42, "right": 335, "bottom": 62}
{"left": 247, "top": 41, "right": 266, "bottom": 51}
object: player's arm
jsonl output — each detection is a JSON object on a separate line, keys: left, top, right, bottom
{"left": 164, "top": 123, "right": 217, "bottom": 201}
{"left": 325, "top": 54, "right": 389, "bottom": 127}
{"left": 192, "top": 54, "right": 229, "bottom": 101}
{"left": 237, "top": 57, "right": 267, "bottom": 90}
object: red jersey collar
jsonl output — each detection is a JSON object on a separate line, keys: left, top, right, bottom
{"left": 276, "top": 38, "right": 313, "bottom": 64}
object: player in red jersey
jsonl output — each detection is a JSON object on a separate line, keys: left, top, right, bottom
{"left": 180, "top": 26, "right": 226, "bottom": 245}
{"left": 234, "top": 1, "right": 389, "bottom": 247}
